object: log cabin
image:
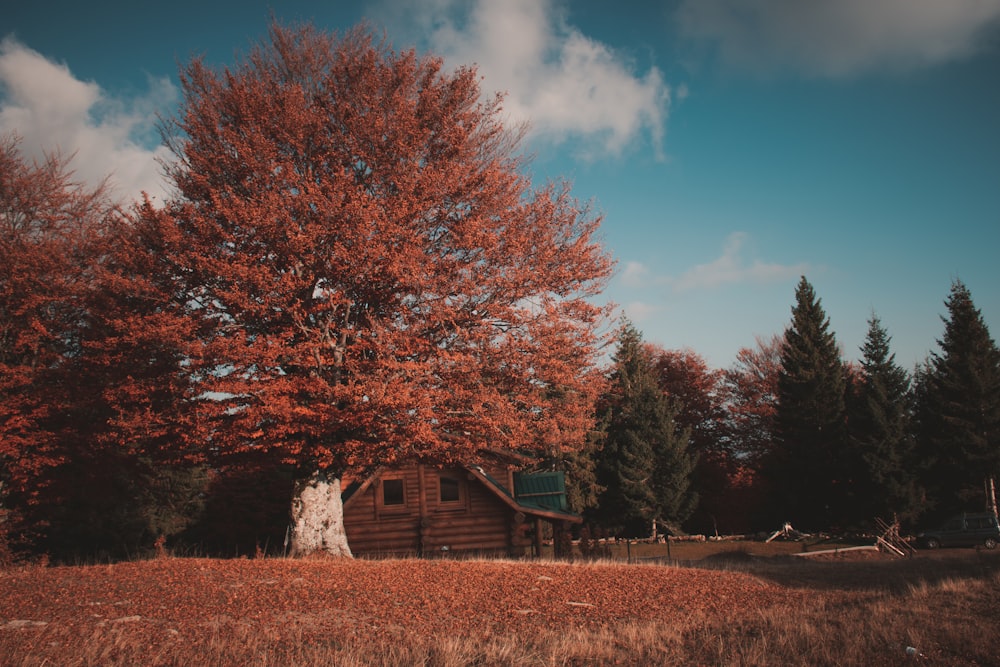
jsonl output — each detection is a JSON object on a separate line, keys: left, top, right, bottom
{"left": 342, "top": 463, "right": 581, "bottom": 558}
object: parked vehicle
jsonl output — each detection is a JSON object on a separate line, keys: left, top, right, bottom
{"left": 916, "top": 512, "right": 1000, "bottom": 549}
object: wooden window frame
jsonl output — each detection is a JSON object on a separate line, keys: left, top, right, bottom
{"left": 378, "top": 476, "right": 409, "bottom": 514}
{"left": 438, "top": 474, "right": 464, "bottom": 506}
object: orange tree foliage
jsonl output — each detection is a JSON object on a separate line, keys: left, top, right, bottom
{"left": 648, "top": 346, "right": 726, "bottom": 455}
{"left": 148, "top": 24, "right": 614, "bottom": 478}
{"left": 84, "top": 201, "right": 205, "bottom": 465}
{"left": 1, "top": 137, "right": 100, "bottom": 467}
{"left": 719, "top": 334, "right": 784, "bottom": 531}
{"left": 0, "top": 136, "right": 206, "bottom": 557}
{"left": 0, "top": 136, "right": 114, "bottom": 544}
{"left": 723, "top": 334, "right": 783, "bottom": 465}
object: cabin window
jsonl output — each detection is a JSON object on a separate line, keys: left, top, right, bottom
{"left": 439, "top": 476, "right": 461, "bottom": 503}
{"left": 382, "top": 478, "right": 405, "bottom": 506}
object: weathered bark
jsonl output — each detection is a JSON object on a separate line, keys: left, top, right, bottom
{"left": 289, "top": 470, "right": 353, "bottom": 557}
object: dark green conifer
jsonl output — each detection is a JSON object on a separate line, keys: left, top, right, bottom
{"left": 649, "top": 399, "right": 698, "bottom": 531}
{"left": 847, "top": 314, "right": 919, "bottom": 524}
{"left": 592, "top": 322, "right": 696, "bottom": 536}
{"left": 916, "top": 280, "right": 1000, "bottom": 515}
{"left": 771, "top": 277, "right": 848, "bottom": 530}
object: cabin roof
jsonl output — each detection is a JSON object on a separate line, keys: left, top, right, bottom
{"left": 458, "top": 466, "right": 577, "bottom": 523}
{"left": 513, "top": 471, "right": 570, "bottom": 513}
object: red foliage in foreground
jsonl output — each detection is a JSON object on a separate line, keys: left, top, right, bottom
{"left": 0, "top": 557, "right": 797, "bottom": 661}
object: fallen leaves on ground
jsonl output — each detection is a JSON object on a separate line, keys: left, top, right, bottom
{"left": 0, "top": 557, "right": 803, "bottom": 662}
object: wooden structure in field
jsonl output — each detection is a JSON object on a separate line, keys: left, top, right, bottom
{"left": 342, "top": 464, "right": 580, "bottom": 558}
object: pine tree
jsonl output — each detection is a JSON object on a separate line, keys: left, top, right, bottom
{"left": 771, "top": 277, "right": 848, "bottom": 530}
{"left": 592, "top": 322, "right": 696, "bottom": 536}
{"left": 649, "top": 399, "right": 698, "bottom": 532}
{"left": 916, "top": 280, "right": 1000, "bottom": 515}
{"left": 650, "top": 346, "right": 729, "bottom": 534}
{"left": 847, "top": 314, "right": 919, "bottom": 524}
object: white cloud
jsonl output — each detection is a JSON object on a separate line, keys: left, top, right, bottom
{"left": 676, "top": 0, "right": 1000, "bottom": 77}
{"left": 621, "top": 260, "right": 651, "bottom": 288}
{"left": 622, "top": 232, "right": 808, "bottom": 293}
{"left": 670, "top": 231, "right": 808, "bottom": 291}
{"left": 0, "top": 37, "right": 175, "bottom": 202}
{"left": 379, "top": 0, "right": 669, "bottom": 157}
{"left": 623, "top": 300, "right": 659, "bottom": 323}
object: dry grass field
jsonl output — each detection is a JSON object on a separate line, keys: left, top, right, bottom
{"left": 2, "top": 543, "right": 998, "bottom": 666}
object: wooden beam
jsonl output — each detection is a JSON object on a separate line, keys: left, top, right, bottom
{"left": 417, "top": 464, "right": 427, "bottom": 557}
{"left": 341, "top": 467, "right": 382, "bottom": 511}
{"left": 534, "top": 517, "right": 543, "bottom": 559}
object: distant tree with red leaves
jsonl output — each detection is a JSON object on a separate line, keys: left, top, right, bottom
{"left": 0, "top": 135, "right": 114, "bottom": 554}
{"left": 1, "top": 136, "right": 207, "bottom": 559}
{"left": 649, "top": 346, "right": 726, "bottom": 455}
{"left": 723, "top": 334, "right": 783, "bottom": 466}
{"left": 715, "top": 334, "right": 784, "bottom": 532}
{"left": 149, "top": 23, "right": 613, "bottom": 556}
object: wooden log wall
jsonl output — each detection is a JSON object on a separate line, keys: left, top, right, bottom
{"left": 344, "top": 464, "right": 535, "bottom": 557}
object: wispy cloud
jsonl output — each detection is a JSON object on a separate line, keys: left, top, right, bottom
{"left": 623, "top": 300, "right": 659, "bottom": 324}
{"left": 623, "top": 232, "right": 809, "bottom": 292}
{"left": 0, "top": 37, "right": 175, "bottom": 202}
{"left": 676, "top": 0, "right": 1000, "bottom": 77}
{"left": 378, "top": 0, "right": 670, "bottom": 158}
{"left": 671, "top": 232, "right": 808, "bottom": 291}
{"left": 621, "top": 261, "right": 651, "bottom": 288}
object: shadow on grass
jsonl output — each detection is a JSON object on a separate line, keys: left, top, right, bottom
{"left": 692, "top": 548, "right": 1000, "bottom": 593}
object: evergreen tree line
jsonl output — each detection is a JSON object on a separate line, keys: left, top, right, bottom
{"left": 577, "top": 277, "right": 1000, "bottom": 537}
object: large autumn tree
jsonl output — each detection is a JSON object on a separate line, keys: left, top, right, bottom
{"left": 914, "top": 280, "right": 1000, "bottom": 516}
{"left": 148, "top": 24, "right": 613, "bottom": 556}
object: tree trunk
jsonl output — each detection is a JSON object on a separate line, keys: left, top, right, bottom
{"left": 289, "top": 469, "right": 353, "bottom": 558}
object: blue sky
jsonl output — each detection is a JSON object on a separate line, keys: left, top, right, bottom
{"left": 3, "top": 0, "right": 999, "bottom": 369}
